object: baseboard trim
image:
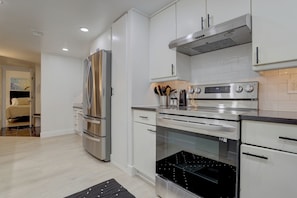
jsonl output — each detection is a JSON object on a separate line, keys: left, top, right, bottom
{"left": 40, "top": 129, "right": 75, "bottom": 138}
{"left": 110, "top": 155, "right": 135, "bottom": 176}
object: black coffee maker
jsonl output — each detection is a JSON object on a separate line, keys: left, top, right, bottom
{"left": 179, "top": 89, "right": 187, "bottom": 106}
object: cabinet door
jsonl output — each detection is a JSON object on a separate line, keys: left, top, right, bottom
{"left": 111, "top": 14, "right": 128, "bottom": 166}
{"left": 133, "top": 122, "right": 156, "bottom": 182}
{"left": 176, "top": 0, "right": 206, "bottom": 38}
{"left": 207, "top": 0, "right": 250, "bottom": 26}
{"left": 240, "top": 144, "right": 297, "bottom": 198}
{"left": 149, "top": 4, "right": 177, "bottom": 80}
{"left": 252, "top": 0, "right": 297, "bottom": 66}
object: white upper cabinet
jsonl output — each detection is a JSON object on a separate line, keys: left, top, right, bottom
{"left": 149, "top": 4, "right": 190, "bottom": 82}
{"left": 176, "top": 0, "right": 250, "bottom": 38}
{"left": 176, "top": 0, "right": 206, "bottom": 38}
{"left": 252, "top": 0, "right": 297, "bottom": 70}
{"left": 206, "top": 0, "right": 250, "bottom": 27}
{"left": 150, "top": 4, "right": 176, "bottom": 81}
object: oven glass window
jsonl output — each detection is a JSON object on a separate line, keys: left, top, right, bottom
{"left": 156, "top": 126, "right": 238, "bottom": 198}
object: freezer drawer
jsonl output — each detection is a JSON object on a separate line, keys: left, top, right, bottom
{"left": 83, "top": 116, "right": 106, "bottom": 137}
{"left": 82, "top": 133, "right": 109, "bottom": 161}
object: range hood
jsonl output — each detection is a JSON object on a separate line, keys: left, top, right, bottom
{"left": 169, "top": 14, "right": 252, "bottom": 56}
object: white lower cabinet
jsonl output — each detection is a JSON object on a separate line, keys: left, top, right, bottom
{"left": 73, "top": 107, "right": 83, "bottom": 134}
{"left": 240, "top": 120, "right": 297, "bottom": 198}
{"left": 240, "top": 144, "right": 297, "bottom": 198}
{"left": 133, "top": 110, "right": 156, "bottom": 183}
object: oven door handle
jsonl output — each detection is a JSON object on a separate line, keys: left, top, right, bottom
{"left": 187, "top": 121, "right": 235, "bottom": 132}
{"left": 161, "top": 118, "right": 235, "bottom": 132}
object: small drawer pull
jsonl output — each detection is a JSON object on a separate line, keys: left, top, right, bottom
{"left": 279, "top": 136, "right": 297, "bottom": 142}
{"left": 242, "top": 152, "right": 268, "bottom": 160}
{"left": 139, "top": 116, "right": 149, "bottom": 119}
{"left": 147, "top": 129, "right": 156, "bottom": 133}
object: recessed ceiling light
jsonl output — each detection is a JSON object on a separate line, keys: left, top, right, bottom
{"left": 62, "top": 48, "right": 69, "bottom": 52}
{"left": 80, "top": 27, "right": 89, "bottom": 32}
{"left": 0, "top": 0, "right": 4, "bottom": 5}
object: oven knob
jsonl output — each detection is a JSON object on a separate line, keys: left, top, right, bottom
{"left": 235, "top": 85, "right": 243, "bottom": 93}
{"left": 188, "top": 87, "right": 194, "bottom": 94}
{"left": 195, "top": 87, "right": 201, "bottom": 94}
{"left": 245, "top": 84, "right": 254, "bottom": 93}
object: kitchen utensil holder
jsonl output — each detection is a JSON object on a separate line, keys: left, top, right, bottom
{"left": 159, "top": 96, "right": 169, "bottom": 107}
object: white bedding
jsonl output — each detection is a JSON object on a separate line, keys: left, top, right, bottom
{"left": 6, "top": 105, "right": 30, "bottom": 119}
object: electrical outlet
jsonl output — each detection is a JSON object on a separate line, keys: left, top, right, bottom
{"left": 288, "top": 79, "right": 297, "bottom": 94}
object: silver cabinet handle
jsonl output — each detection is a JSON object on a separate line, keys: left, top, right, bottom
{"left": 171, "top": 64, "right": 174, "bottom": 76}
{"left": 147, "top": 129, "right": 156, "bottom": 133}
{"left": 279, "top": 136, "right": 297, "bottom": 142}
{"left": 201, "top": 16, "right": 204, "bottom": 30}
{"left": 242, "top": 152, "right": 268, "bottom": 160}
{"left": 256, "top": 47, "right": 259, "bottom": 64}
{"left": 207, "top": 13, "right": 210, "bottom": 27}
{"left": 139, "top": 116, "right": 148, "bottom": 119}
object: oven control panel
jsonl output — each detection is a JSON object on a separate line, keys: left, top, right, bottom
{"left": 188, "top": 81, "right": 258, "bottom": 99}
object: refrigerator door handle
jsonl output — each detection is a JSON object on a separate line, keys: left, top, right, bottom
{"left": 83, "top": 116, "right": 101, "bottom": 125}
{"left": 86, "top": 60, "right": 93, "bottom": 109}
{"left": 86, "top": 60, "right": 91, "bottom": 108}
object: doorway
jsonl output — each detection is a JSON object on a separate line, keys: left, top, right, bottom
{"left": 1, "top": 66, "right": 37, "bottom": 136}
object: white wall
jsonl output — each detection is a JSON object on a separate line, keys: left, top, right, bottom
{"left": 89, "top": 28, "right": 112, "bottom": 54}
{"left": 41, "top": 53, "right": 83, "bottom": 137}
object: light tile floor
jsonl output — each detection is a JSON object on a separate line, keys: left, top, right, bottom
{"left": 0, "top": 134, "right": 156, "bottom": 198}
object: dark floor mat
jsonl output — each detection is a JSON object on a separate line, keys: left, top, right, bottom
{"left": 65, "top": 179, "right": 135, "bottom": 198}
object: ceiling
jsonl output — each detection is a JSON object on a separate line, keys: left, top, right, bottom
{"left": 0, "top": 0, "right": 175, "bottom": 64}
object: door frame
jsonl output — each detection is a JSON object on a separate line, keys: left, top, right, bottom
{"left": 1, "top": 65, "right": 35, "bottom": 128}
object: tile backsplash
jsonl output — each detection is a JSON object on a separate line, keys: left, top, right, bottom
{"left": 154, "top": 44, "right": 297, "bottom": 112}
{"left": 257, "top": 68, "right": 297, "bottom": 112}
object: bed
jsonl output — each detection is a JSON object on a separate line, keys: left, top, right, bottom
{"left": 6, "top": 91, "right": 30, "bottom": 127}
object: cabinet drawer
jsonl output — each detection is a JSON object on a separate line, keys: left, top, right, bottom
{"left": 242, "top": 120, "right": 297, "bottom": 153}
{"left": 133, "top": 110, "right": 156, "bottom": 125}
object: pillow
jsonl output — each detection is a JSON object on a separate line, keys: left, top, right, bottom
{"left": 11, "top": 97, "right": 30, "bottom": 105}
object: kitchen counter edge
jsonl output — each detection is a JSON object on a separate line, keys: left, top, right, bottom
{"left": 240, "top": 110, "right": 297, "bottom": 125}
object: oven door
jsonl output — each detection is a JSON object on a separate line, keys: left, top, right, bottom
{"left": 156, "top": 123, "right": 239, "bottom": 198}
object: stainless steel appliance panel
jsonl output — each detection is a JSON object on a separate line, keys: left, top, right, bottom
{"left": 82, "top": 133, "right": 109, "bottom": 161}
{"left": 156, "top": 126, "right": 239, "bottom": 198}
{"left": 156, "top": 81, "right": 258, "bottom": 198}
{"left": 83, "top": 50, "right": 110, "bottom": 119}
{"left": 83, "top": 116, "right": 106, "bottom": 137}
{"left": 169, "top": 14, "right": 251, "bottom": 56}
{"left": 82, "top": 50, "right": 111, "bottom": 161}
{"left": 156, "top": 175, "right": 201, "bottom": 198}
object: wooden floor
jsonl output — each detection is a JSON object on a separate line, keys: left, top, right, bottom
{"left": 0, "top": 134, "right": 156, "bottom": 198}
{"left": 1, "top": 127, "right": 40, "bottom": 137}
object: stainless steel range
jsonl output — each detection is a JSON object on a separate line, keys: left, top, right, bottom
{"left": 156, "top": 81, "right": 258, "bottom": 198}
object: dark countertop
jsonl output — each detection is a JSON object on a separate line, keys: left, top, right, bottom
{"left": 132, "top": 106, "right": 297, "bottom": 125}
{"left": 131, "top": 106, "right": 159, "bottom": 112}
{"left": 240, "top": 110, "right": 297, "bottom": 125}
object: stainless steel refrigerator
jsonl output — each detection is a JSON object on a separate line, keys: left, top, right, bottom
{"left": 82, "top": 50, "right": 111, "bottom": 161}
